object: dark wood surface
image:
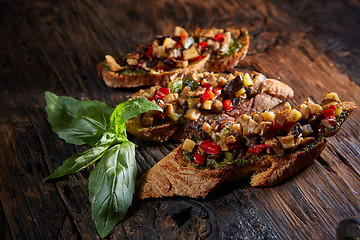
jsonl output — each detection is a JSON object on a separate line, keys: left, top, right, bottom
{"left": 1, "top": 0, "right": 360, "bottom": 239}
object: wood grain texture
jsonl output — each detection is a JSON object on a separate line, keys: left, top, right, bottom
{"left": 0, "top": 0, "right": 359, "bottom": 239}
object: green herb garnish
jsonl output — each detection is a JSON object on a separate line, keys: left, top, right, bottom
{"left": 44, "top": 91, "right": 162, "bottom": 237}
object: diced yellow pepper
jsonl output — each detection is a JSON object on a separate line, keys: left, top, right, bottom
{"left": 334, "top": 106, "right": 343, "bottom": 117}
{"left": 288, "top": 109, "right": 302, "bottom": 122}
{"left": 243, "top": 73, "right": 254, "bottom": 87}
{"left": 235, "top": 88, "right": 246, "bottom": 98}
{"left": 323, "top": 92, "right": 340, "bottom": 102}
{"left": 261, "top": 111, "right": 275, "bottom": 122}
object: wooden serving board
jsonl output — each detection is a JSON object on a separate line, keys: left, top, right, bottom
{"left": 1, "top": 0, "right": 359, "bottom": 239}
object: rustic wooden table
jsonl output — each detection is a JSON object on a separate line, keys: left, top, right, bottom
{"left": 1, "top": 0, "right": 360, "bottom": 239}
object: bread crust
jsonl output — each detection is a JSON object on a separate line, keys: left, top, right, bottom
{"left": 248, "top": 141, "right": 326, "bottom": 187}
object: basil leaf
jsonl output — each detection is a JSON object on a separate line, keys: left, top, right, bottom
{"left": 110, "top": 97, "right": 162, "bottom": 137}
{"left": 45, "top": 91, "right": 114, "bottom": 146}
{"left": 44, "top": 145, "right": 109, "bottom": 181}
{"left": 89, "top": 141, "right": 136, "bottom": 238}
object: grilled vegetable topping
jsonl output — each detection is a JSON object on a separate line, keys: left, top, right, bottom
{"left": 104, "top": 26, "right": 248, "bottom": 74}
{"left": 181, "top": 93, "right": 355, "bottom": 168}
{"left": 131, "top": 71, "right": 266, "bottom": 126}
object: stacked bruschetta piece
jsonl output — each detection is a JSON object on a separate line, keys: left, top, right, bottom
{"left": 98, "top": 26, "right": 356, "bottom": 198}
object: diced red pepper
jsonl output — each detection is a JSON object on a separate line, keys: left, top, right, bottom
{"left": 202, "top": 82, "right": 213, "bottom": 89}
{"left": 145, "top": 46, "right": 153, "bottom": 60}
{"left": 193, "top": 153, "right": 205, "bottom": 165}
{"left": 155, "top": 91, "right": 165, "bottom": 100}
{"left": 157, "top": 67, "right": 164, "bottom": 72}
{"left": 248, "top": 144, "right": 270, "bottom": 155}
{"left": 189, "top": 55, "right": 205, "bottom": 62}
{"left": 223, "top": 99, "right": 233, "bottom": 111}
{"left": 325, "top": 104, "right": 336, "bottom": 110}
{"left": 199, "top": 139, "right": 220, "bottom": 155}
{"left": 198, "top": 41, "right": 208, "bottom": 50}
{"left": 147, "top": 97, "right": 154, "bottom": 101}
{"left": 213, "top": 87, "right": 222, "bottom": 95}
{"left": 154, "top": 87, "right": 170, "bottom": 100}
{"left": 159, "top": 87, "right": 170, "bottom": 95}
{"left": 201, "top": 88, "right": 215, "bottom": 102}
{"left": 322, "top": 108, "right": 336, "bottom": 122}
{"left": 180, "top": 31, "right": 187, "bottom": 40}
{"left": 214, "top": 33, "right": 225, "bottom": 42}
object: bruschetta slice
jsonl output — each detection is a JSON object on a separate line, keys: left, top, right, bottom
{"left": 126, "top": 71, "right": 294, "bottom": 142}
{"left": 97, "top": 26, "right": 249, "bottom": 88}
{"left": 137, "top": 93, "right": 356, "bottom": 198}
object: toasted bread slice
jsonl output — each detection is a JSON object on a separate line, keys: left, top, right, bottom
{"left": 137, "top": 141, "right": 326, "bottom": 199}
{"left": 205, "top": 28, "right": 250, "bottom": 72}
{"left": 126, "top": 72, "right": 294, "bottom": 142}
{"left": 137, "top": 94, "right": 356, "bottom": 199}
{"left": 98, "top": 27, "right": 249, "bottom": 88}
{"left": 249, "top": 101, "right": 356, "bottom": 187}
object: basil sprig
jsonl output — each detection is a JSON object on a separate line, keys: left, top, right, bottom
{"left": 44, "top": 91, "right": 162, "bottom": 237}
